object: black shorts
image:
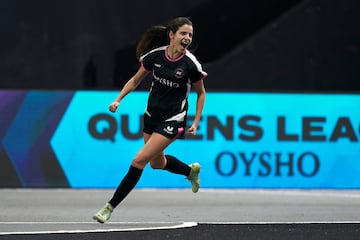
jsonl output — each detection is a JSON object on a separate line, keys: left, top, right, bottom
{"left": 143, "top": 114, "right": 186, "bottom": 139}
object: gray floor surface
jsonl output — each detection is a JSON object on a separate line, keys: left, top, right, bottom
{"left": 1, "top": 188, "right": 360, "bottom": 235}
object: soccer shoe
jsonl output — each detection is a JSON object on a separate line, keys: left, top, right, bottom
{"left": 93, "top": 203, "right": 113, "bottom": 223}
{"left": 187, "top": 162, "right": 201, "bottom": 193}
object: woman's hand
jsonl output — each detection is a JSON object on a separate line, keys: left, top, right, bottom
{"left": 187, "top": 124, "right": 198, "bottom": 136}
{"left": 109, "top": 101, "right": 119, "bottom": 113}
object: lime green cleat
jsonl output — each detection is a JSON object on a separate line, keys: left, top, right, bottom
{"left": 93, "top": 203, "right": 113, "bottom": 224}
{"left": 187, "top": 162, "right": 201, "bottom": 193}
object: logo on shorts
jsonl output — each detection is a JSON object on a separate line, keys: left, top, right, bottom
{"left": 164, "top": 126, "right": 174, "bottom": 135}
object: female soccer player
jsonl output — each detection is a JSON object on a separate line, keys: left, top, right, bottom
{"left": 93, "top": 17, "right": 207, "bottom": 223}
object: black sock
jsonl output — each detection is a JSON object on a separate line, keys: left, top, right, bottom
{"left": 109, "top": 165, "right": 143, "bottom": 208}
{"left": 164, "top": 154, "right": 191, "bottom": 176}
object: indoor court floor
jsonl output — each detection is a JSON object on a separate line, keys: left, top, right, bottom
{"left": 1, "top": 188, "right": 360, "bottom": 239}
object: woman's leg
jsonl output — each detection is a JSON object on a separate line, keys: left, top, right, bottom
{"left": 93, "top": 132, "right": 174, "bottom": 223}
{"left": 145, "top": 132, "right": 190, "bottom": 175}
{"left": 109, "top": 133, "right": 174, "bottom": 205}
{"left": 162, "top": 154, "right": 200, "bottom": 193}
{"left": 148, "top": 143, "right": 200, "bottom": 193}
{"left": 163, "top": 155, "right": 191, "bottom": 175}
{"left": 149, "top": 152, "right": 191, "bottom": 176}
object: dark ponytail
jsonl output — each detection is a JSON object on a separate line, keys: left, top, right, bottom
{"left": 135, "top": 25, "right": 168, "bottom": 59}
{"left": 135, "top": 17, "right": 193, "bottom": 59}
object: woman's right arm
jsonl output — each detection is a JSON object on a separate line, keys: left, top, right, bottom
{"left": 109, "top": 66, "right": 149, "bottom": 112}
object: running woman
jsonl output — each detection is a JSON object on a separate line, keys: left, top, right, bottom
{"left": 93, "top": 17, "right": 207, "bottom": 223}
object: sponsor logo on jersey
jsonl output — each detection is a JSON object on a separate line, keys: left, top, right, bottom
{"left": 153, "top": 73, "right": 180, "bottom": 88}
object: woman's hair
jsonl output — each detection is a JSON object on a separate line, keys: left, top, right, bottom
{"left": 136, "top": 17, "right": 193, "bottom": 59}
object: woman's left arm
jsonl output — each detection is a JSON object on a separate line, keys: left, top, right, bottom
{"left": 188, "top": 80, "right": 206, "bottom": 135}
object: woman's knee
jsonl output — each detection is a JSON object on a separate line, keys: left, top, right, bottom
{"left": 149, "top": 154, "right": 166, "bottom": 169}
{"left": 149, "top": 159, "right": 164, "bottom": 169}
{"left": 131, "top": 155, "right": 148, "bottom": 169}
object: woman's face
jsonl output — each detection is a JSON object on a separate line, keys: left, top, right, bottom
{"left": 169, "top": 24, "right": 193, "bottom": 53}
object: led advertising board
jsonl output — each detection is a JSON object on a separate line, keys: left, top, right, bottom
{"left": 1, "top": 90, "right": 359, "bottom": 188}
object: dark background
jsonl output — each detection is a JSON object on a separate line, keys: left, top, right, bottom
{"left": 0, "top": 0, "right": 359, "bottom": 91}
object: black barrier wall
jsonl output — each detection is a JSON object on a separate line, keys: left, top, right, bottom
{"left": 0, "top": 0, "right": 359, "bottom": 91}
{"left": 205, "top": 0, "right": 360, "bottom": 91}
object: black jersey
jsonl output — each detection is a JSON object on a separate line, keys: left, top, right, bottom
{"left": 140, "top": 46, "right": 207, "bottom": 122}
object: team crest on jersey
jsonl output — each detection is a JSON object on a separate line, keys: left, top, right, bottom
{"left": 174, "top": 68, "right": 185, "bottom": 78}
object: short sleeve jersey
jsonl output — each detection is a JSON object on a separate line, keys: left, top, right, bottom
{"left": 140, "top": 46, "right": 207, "bottom": 122}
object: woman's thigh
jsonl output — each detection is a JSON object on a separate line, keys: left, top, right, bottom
{"left": 132, "top": 132, "right": 174, "bottom": 169}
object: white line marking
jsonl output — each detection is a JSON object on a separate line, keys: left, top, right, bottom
{"left": 2, "top": 220, "right": 359, "bottom": 235}
{"left": 0, "top": 221, "right": 198, "bottom": 235}
{"left": 200, "top": 221, "right": 360, "bottom": 224}
{"left": 0, "top": 221, "right": 176, "bottom": 224}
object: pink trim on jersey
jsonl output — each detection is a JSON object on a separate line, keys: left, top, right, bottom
{"left": 140, "top": 61, "right": 151, "bottom": 71}
{"left": 165, "top": 47, "right": 186, "bottom": 62}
